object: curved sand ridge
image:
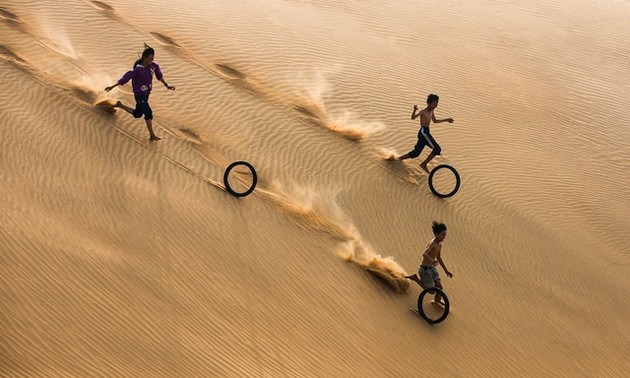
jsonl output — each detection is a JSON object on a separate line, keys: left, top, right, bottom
{"left": 147, "top": 30, "right": 384, "bottom": 142}
{"left": 1, "top": 0, "right": 630, "bottom": 377}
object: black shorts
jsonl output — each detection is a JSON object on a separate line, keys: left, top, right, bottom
{"left": 408, "top": 127, "right": 441, "bottom": 158}
{"left": 132, "top": 94, "right": 153, "bottom": 120}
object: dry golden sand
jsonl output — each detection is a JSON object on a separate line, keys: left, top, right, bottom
{"left": 1, "top": 0, "right": 629, "bottom": 377}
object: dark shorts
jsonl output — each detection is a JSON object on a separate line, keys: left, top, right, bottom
{"left": 132, "top": 94, "right": 153, "bottom": 120}
{"left": 408, "top": 127, "right": 441, "bottom": 158}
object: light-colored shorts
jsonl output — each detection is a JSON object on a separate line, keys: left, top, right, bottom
{"left": 418, "top": 265, "right": 440, "bottom": 288}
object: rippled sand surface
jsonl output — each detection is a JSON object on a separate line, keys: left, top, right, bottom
{"left": 1, "top": 0, "right": 629, "bottom": 376}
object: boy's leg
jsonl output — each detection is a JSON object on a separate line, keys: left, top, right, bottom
{"left": 433, "top": 279, "right": 444, "bottom": 304}
{"left": 138, "top": 97, "right": 160, "bottom": 141}
{"left": 419, "top": 130, "right": 441, "bottom": 172}
{"left": 145, "top": 119, "right": 161, "bottom": 141}
{"left": 114, "top": 101, "right": 135, "bottom": 115}
{"left": 419, "top": 153, "right": 436, "bottom": 172}
{"left": 398, "top": 141, "right": 424, "bottom": 161}
{"left": 405, "top": 273, "right": 423, "bottom": 287}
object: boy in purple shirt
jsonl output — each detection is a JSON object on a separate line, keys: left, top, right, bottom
{"left": 105, "top": 45, "right": 175, "bottom": 141}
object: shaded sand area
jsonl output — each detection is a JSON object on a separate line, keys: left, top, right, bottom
{"left": 1, "top": 0, "right": 629, "bottom": 376}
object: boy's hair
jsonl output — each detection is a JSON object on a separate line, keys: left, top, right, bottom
{"left": 432, "top": 221, "right": 447, "bottom": 235}
{"left": 133, "top": 43, "right": 155, "bottom": 68}
{"left": 426, "top": 94, "right": 440, "bottom": 104}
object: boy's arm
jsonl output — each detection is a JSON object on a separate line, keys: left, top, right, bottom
{"left": 104, "top": 83, "right": 120, "bottom": 92}
{"left": 105, "top": 70, "right": 134, "bottom": 92}
{"left": 436, "top": 250, "right": 453, "bottom": 278}
{"left": 154, "top": 64, "right": 174, "bottom": 90}
{"left": 411, "top": 105, "right": 421, "bottom": 120}
{"left": 158, "top": 77, "right": 175, "bottom": 90}
{"left": 432, "top": 114, "right": 454, "bottom": 124}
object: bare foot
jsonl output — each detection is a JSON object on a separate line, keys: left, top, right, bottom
{"left": 419, "top": 163, "right": 429, "bottom": 173}
{"left": 405, "top": 274, "right": 423, "bottom": 287}
{"left": 150, "top": 135, "right": 162, "bottom": 141}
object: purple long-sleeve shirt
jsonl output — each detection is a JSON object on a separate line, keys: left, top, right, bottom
{"left": 117, "top": 62, "right": 163, "bottom": 95}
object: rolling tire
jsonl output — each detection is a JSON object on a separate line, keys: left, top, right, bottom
{"left": 428, "top": 164, "right": 460, "bottom": 198}
{"left": 416, "top": 287, "right": 450, "bottom": 324}
{"left": 224, "top": 161, "right": 257, "bottom": 197}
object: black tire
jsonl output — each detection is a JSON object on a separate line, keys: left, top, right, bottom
{"left": 416, "top": 287, "right": 450, "bottom": 324}
{"left": 223, "top": 161, "right": 257, "bottom": 197}
{"left": 428, "top": 164, "right": 460, "bottom": 198}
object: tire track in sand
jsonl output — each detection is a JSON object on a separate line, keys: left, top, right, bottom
{"left": 0, "top": 44, "right": 227, "bottom": 193}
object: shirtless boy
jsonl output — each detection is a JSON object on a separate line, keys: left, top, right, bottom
{"left": 397, "top": 94, "right": 454, "bottom": 172}
{"left": 406, "top": 221, "right": 453, "bottom": 304}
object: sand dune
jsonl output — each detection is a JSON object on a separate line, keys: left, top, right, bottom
{"left": 1, "top": 0, "right": 629, "bottom": 377}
